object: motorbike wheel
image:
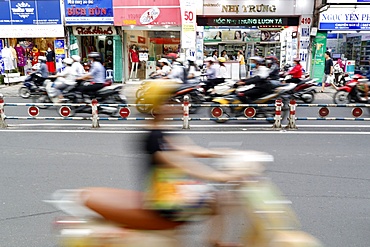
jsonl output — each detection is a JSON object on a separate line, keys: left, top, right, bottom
{"left": 333, "top": 90, "right": 350, "bottom": 104}
{"left": 32, "top": 94, "right": 51, "bottom": 109}
{"left": 19, "top": 87, "right": 31, "bottom": 99}
{"left": 135, "top": 97, "right": 152, "bottom": 114}
{"left": 135, "top": 87, "right": 146, "bottom": 99}
{"left": 302, "top": 92, "right": 315, "bottom": 103}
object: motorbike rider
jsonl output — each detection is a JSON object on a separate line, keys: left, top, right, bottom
{"left": 265, "top": 56, "right": 280, "bottom": 80}
{"left": 186, "top": 57, "right": 200, "bottom": 83}
{"left": 202, "top": 57, "right": 220, "bottom": 94}
{"left": 217, "top": 57, "right": 228, "bottom": 83}
{"left": 71, "top": 55, "right": 86, "bottom": 76}
{"left": 37, "top": 56, "right": 49, "bottom": 78}
{"left": 76, "top": 52, "right": 106, "bottom": 99}
{"left": 236, "top": 56, "right": 272, "bottom": 103}
{"left": 164, "top": 57, "right": 188, "bottom": 83}
{"left": 285, "top": 58, "right": 303, "bottom": 84}
{"left": 50, "top": 58, "right": 77, "bottom": 102}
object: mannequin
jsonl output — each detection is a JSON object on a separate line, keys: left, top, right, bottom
{"left": 15, "top": 43, "right": 26, "bottom": 74}
{"left": 31, "top": 46, "right": 40, "bottom": 66}
{"left": 129, "top": 44, "right": 139, "bottom": 79}
{"left": 10, "top": 46, "right": 17, "bottom": 69}
{"left": 1, "top": 45, "right": 15, "bottom": 71}
{"left": 45, "top": 47, "right": 56, "bottom": 74}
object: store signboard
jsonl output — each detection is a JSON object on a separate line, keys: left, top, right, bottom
{"left": 0, "top": 40, "right": 4, "bottom": 74}
{"left": 197, "top": 16, "right": 299, "bottom": 27}
{"left": 180, "top": 0, "right": 196, "bottom": 50}
{"left": 327, "top": 0, "right": 370, "bottom": 3}
{"left": 65, "top": 0, "right": 114, "bottom": 25}
{"left": 0, "top": 0, "right": 61, "bottom": 25}
{"left": 319, "top": 9, "right": 370, "bottom": 31}
{"left": 54, "top": 40, "right": 66, "bottom": 73}
{"left": 113, "top": 0, "right": 181, "bottom": 26}
{"left": 311, "top": 32, "right": 327, "bottom": 83}
{"left": 72, "top": 26, "right": 117, "bottom": 36}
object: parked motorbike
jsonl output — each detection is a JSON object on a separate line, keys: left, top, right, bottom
{"left": 136, "top": 82, "right": 205, "bottom": 115}
{"left": 46, "top": 78, "right": 127, "bottom": 117}
{"left": 210, "top": 83, "right": 296, "bottom": 123}
{"left": 45, "top": 150, "right": 323, "bottom": 247}
{"left": 333, "top": 74, "right": 370, "bottom": 106}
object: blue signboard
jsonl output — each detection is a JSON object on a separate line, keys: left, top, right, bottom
{"left": 54, "top": 39, "right": 66, "bottom": 72}
{"left": 0, "top": 40, "right": 4, "bottom": 74}
{"left": 320, "top": 22, "right": 370, "bottom": 31}
{"left": 64, "top": 0, "right": 113, "bottom": 25}
{"left": 0, "top": 0, "right": 61, "bottom": 25}
{"left": 358, "top": 0, "right": 370, "bottom": 2}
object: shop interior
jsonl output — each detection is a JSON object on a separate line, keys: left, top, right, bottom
{"left": 1, "top": 37, "right": 57, "bottom": 75}
{"left": 124, "top": 29, "right": 180, "bottom": 80}
{"left": 202, "top": 27, "right": 298, "bottom": 67}
{"left": 77, "top": 35, "right": 114, "bottom": 69}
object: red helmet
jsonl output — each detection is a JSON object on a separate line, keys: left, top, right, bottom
{"left": 166, "top": 53, "right": 178, "bottom": 60}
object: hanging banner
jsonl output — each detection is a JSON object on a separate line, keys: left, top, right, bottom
{"left": 299, "top": 15, "right": 313, "bottom": 72}
{"left": 0, "top": 40, "right": 4, "bottom": 74}
{"left": 311, "top": 32, "right": 327, "bottom": 83}
{"left": 65, "top": 0, "right": 114, "bottom": 25}
{"left": 180, "top": 0, "right": 196, "bottom": 51}
{"left": 54, "top": 40, "right": 66, "bottom": 73}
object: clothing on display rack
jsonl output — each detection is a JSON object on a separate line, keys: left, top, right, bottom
{"left": 1, "top": 46, "right": 15, "bottom": 71}
{"left": 31, "top": 47, "right": 40, "bottom": 66}
{"left": 46, "top": 47, "right": 56, "bottom": 73}
{"left": 15, "top": 44, "right": 26, "bottom": 67}
{"left": 10, "top": 46, "right": 17, "bottom": 68}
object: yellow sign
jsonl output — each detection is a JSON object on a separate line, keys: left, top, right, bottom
{"left": 182, "top": 24, "right": 195, "bottom": 32}
{"left": 55, "top": 48, "right": 64, "bottom": 55}
{"left": 123, "top": 19, "right": 137, "bottom": 25}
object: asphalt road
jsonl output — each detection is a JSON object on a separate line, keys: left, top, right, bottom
{"left": 0, "top": 130, "right": 369, "bottom": 247}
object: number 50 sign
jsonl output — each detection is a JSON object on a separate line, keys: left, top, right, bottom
{"left": 180, "top": 0, "right": 196, "bottom": 49}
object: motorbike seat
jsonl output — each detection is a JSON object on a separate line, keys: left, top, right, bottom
{"left": 83, "top": 187, "right": 183, "bottom": 230}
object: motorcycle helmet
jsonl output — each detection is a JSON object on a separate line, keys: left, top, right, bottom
{"left": 158, "top": 58, "right": 171, "bottom": 65}
{"left": 87, "top": 52, "right": 101, "bottom": 59}
{"left": 71, "top": 55, "right": 81, "bottom": 62}
{"left": 218, "top": 57, "right": 226, "bottom": 63}
{"left": 142, "top": 80, "right": 179, "bottom": 109}
{"left": 187, "top": 56, "right": 196, "bottom": 62}
{"left": 293, "top": 57, "right": 301, "bottom": 63}
{"left": 204, "top": 57, "right": 215, "bottom": 62}
{"left": 249, "top": 56, "right": 264, "bottom": 65}
{"left": 38, "top": 56, "right": 46, "bottom": 62}
{"left": 63, "top": 58, "right": 74, "bottom": 66}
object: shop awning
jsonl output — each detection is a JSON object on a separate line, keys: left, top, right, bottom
{"left": 0, "top": 25, "right": 65, "bottom": 38}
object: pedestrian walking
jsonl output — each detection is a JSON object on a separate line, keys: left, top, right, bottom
{"left": 320, "top": 51, "right": 333, "bottom": 93}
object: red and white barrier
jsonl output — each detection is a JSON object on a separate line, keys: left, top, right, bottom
{"left": 91, "top": 99, "right": 100, "bottom": 128}
{"left": 183, "top": 95, "right": 190, "bottom": 129}
{"left": 273, "top": 98, "right": 283, "bottom": 129}
{"left": 0, "top": 94, "right": 7, "bottom": 128}
{"left": 286, "top": 99, "right": 297, "bottom": 129}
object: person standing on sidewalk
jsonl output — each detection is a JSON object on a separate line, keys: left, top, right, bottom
{"left": 321, "top": 51, "right": 333, "bottom": 93}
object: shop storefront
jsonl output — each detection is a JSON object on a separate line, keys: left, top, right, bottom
{"left": 113, "top": 0, "right": 181, "bottom": 81}
{"left": 64, "top": 0, "right": 122, "bottom": 81}
{"left": 197, "top": 0, "right": 315, "bottom": 76}
{"left": 318, "top": 3, "right": 370, "bottom": 76}
{"left": 0, "top": 0, "right": 64, "bottom": 78}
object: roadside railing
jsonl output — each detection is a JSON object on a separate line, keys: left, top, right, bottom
{"left": 1, "top": 93, "right": 370, "bottom": 130}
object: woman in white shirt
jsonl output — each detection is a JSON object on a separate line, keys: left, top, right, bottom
{"left": 53, "top": 58, "right": 77, "bottom": 102}
{"left": 217, "top": 57, "right": 228, "bottom": 83}
{"left": 158, "top": 58, "right": 172, "bottom": 76}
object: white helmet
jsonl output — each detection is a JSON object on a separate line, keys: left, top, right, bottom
{"left": 187, "top": 56, "right": 196, "bottom": 62}
{"left": 38, "top": 56, "right": 46, "bottom": 62}
{"left": 71, "top": 55, "right": 81, "bottom": 62}
{"left": 249, "top": 56, "right": 264, "bottom": 65}
{"left": 204, "top": 57, "right": 215, "bottom": 62}
{"left": 63, "top": 58, "right": 74, "bottom": 65}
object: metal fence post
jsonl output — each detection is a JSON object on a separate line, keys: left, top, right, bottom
{"left": 286, "top": 99, "right": 297, "bottom": 129}
{"left": 91, "top": 99, "right": 100, "bottom": 128}
{"left": 182, "top": 95, "right": 190, "bottom": 129}
{"left": 0, "top": 94, "right": 7, "bottom": 128}
{"left": 273, "top": 98, "right": 282, "bottom": 129}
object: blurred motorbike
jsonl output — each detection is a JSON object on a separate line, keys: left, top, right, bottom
{"left": 209, "top": 83, "right": 296, "bottom": 123}
{"left": 136, "top": 82, "right": 205, "bottom": 115}
{"left": 45, "top": 78, "right": 127, "bottom": 117}
{"left": 281, "top": 75, "right": 318, "bottom": 103}
{"left": 45, "top": 150, "right": 323, "bottom": 247}
{"left": 18, "top": 71, "right": 46, "bottom": 99}
{"left": 333, "top": 74, "right": 370, "bottom": 106}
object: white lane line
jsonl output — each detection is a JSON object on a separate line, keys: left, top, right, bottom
{"left": 1, "top": 129, "right": 370, "bottom": 135}
{"left": 4, "top": 123, "right": 370, "bottom": 128}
